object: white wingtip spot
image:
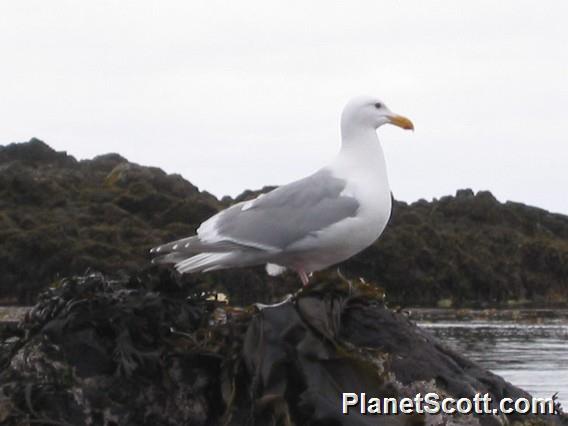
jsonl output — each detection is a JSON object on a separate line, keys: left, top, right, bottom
{"left": 185, "top": 243, "right": 191, "bottom": 247}
{"left": 156, "top": 247, "right": 161, "bottom": 252}
{"left": 173, "top": 244, "right": 178, "bottom": 250}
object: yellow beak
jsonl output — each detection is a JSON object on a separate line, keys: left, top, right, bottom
{"left": 388, "top": 115, "right": 414, "bottom": 131}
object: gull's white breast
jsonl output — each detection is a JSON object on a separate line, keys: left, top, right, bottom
{"left": 285, "top": 145, "right": 392, "bottom": 273}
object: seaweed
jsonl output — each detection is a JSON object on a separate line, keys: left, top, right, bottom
{"left": 0, "top": 271, "right": 565, "bottom": 425}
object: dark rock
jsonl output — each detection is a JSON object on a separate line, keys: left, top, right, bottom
{"left": 0, "top": 138, "right": 77, "bottom": 167}
{"left": 456, "top": 188, "right": 474, "bottom": 198}
{"left": 342, "top": 194, "right": 568, "bottom": 307}
{"left": 1, "top": 139, "right": 568, "bottom": 307}
{"left": 0, "top": 140, "right": 222, "bottom": 304}
{"left": 84, "top": 152, "right": 129, "bottom": 172}
{"left": 0, "top": 272, "right": 564, "bottom": 425}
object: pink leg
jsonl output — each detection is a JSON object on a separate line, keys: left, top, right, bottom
{"left": 297, "top": 269, "right": 309, "bottom": 287}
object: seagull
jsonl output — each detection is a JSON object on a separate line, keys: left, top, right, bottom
{"left": 150, "top": 96, "right": 413, "bottom": 286}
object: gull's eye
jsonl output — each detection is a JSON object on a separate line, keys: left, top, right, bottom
{"left": 374, "top": 102, "right": 382, "bottom": 109}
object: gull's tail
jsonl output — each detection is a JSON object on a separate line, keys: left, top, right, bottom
{"left": 150, "top": 236, "right": 267, "bottom": 274}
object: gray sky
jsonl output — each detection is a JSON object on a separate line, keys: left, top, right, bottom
{"left": 2, "top": 1, "right": 567, "bottom": 213}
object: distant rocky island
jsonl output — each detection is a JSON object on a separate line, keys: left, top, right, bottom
{"left": 1, "top": 139, "right": 567, "bottom": 307}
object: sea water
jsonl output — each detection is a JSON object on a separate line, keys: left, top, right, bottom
{"left": 418, "top": 309, "right": 568, "bottom": 407}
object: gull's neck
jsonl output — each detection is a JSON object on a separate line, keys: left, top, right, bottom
{"left": 333, "top": 121, "right": 390, "bottom": 189}
{"left": 339, "top": 122, "right": 382, "bottom": 158}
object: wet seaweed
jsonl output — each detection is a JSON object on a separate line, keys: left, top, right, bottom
{"left": 1, "top": 271, "right": 565, "bottom": 425}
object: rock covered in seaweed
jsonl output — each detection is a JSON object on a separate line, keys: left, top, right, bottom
{"left": 1, "top": 139, "right": 568, "bottom": 307}
{"left": 0, "top": 270, "right": 564, "bottom": 425}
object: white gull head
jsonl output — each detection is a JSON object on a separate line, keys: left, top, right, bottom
{"left": 341, "top": 96, "right": 414, "bottom": 136}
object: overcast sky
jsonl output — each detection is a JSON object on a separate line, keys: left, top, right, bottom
{"left": 1, "top": 1, "right": 567, "bottom": 213}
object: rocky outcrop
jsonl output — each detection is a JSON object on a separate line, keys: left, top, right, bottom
{"left": 0, "top": 271, "right": 564, "bottom": 425}
{"left": 1, "top": 139, "right": 568, "bottom": 307}
{"left": 0, "top": 139, "right": 221, "bottom": 304}
{"left": 343, "top": 190, "right": 568, "bottom": 307}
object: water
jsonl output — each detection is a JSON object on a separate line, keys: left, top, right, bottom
{"left": 416, "top": 309, "right": 568, "bottom": 407}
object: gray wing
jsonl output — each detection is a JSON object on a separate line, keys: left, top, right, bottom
{"left": 201, "top": 169, "right": 360, "bottom": 250}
